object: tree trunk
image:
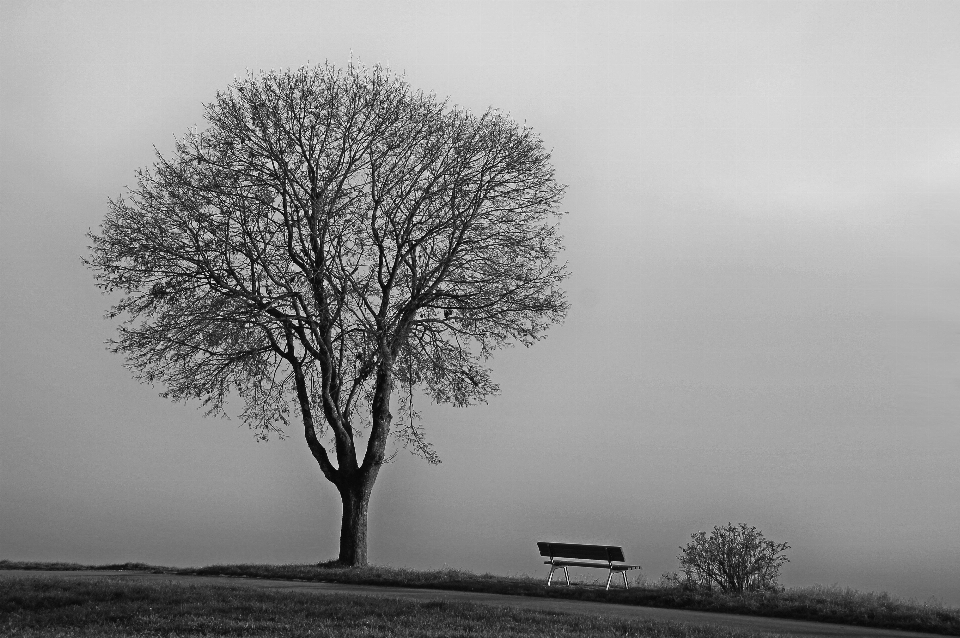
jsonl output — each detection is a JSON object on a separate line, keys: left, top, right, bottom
{"left": 336, "top": 477, "right": 373, "bottom": 566}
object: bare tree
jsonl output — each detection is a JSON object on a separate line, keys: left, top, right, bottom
{"left": 85, "top": 63, "right": 568, "bottom": 566}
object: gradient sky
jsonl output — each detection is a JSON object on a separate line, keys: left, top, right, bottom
{"left": 2, "top": 0, "right": 958, "bottom": 605}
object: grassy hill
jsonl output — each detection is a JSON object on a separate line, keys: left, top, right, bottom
{"left": 2, "top": 560, "right": 958, "bottom": 636}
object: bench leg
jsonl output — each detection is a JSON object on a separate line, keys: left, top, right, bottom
{"left": 622, "top": 570, "right": 629, "bottom": 589}
{"left": 547, "top": 565, "right": 556, "bottom": 586}
{"left": 605, "top": 569, "right": 614, "bottom": 590}
{"left": 563, "top": 566, "right": 571, "bottom": 585}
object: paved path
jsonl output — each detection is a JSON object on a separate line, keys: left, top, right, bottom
{"left": 0, "top": 570, "right": 941, "bottom": 638}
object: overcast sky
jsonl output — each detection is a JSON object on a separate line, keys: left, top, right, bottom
{"left": 2, "top": 0, "right": 958, "bottom": 605}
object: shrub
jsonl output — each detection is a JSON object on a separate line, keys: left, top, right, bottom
{"left": 678, "top": 523, "right": 790, "bottom": 593}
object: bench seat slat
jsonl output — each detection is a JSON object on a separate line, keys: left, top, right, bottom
{"left": 543, "top": 559, "right": 640, "bottom": 570}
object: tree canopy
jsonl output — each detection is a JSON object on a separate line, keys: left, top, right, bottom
{"left": 86, "top": 62, "right": 568, "bottom": 564}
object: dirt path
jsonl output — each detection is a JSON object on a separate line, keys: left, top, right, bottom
{"left": 0, "top": 569, "right": 940, "bottom": 638}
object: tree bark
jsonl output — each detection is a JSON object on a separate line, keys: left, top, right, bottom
{"left": 336, "top": 475, "right": 374, "bottom": 566}
{"left": 332, "top": 362, "right": 391, "bottom": 566}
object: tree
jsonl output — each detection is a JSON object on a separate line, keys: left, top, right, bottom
{"left": 677, "top": 523, "right": 790, "bottom": 593}
{"left": 85, "top": 62, "right": 568, "bottom": 566}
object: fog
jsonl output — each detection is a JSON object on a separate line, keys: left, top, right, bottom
{"left": 2, "top": 1, "right": 958, "bottom": 605}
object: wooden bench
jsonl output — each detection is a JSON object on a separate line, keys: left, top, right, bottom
{"left": 537, "top": 541, "right": 641, "bottom": 590}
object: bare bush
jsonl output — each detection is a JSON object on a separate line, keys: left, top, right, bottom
{"left": 678, "top": 523, "right": 790, "bottom": 593}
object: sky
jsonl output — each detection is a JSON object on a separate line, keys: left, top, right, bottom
{"left": 1, "top": 0, "right": 958, "bottom": 606}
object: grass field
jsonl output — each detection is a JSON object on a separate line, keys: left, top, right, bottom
{"left": 1, "top": 575, "right": 781, "bottom": 638}
{"left": 3, "top": 560, "right": 959, "bottom": 636}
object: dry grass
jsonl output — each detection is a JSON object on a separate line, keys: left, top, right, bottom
{"left": 3, "top": 560, "right": 958, "bottom": 635}
{"left": 1, "top": 575, "right": 782, "bottom": 637}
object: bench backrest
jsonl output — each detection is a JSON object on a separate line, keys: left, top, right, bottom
{"left": 537, "top": 541, "right": 626, "bottom": 563}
